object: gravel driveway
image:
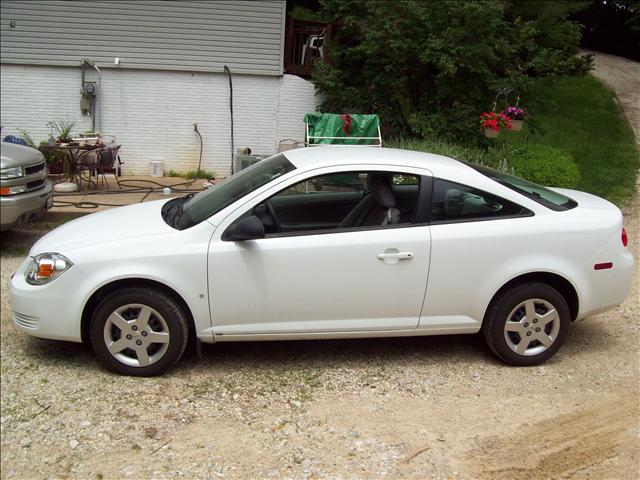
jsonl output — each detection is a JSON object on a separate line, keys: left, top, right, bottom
{"left": 2, "top": 61, "right": 640, "bottom": 479}
{"left": 1, "top": 188, "right": 638, "bottom": 480}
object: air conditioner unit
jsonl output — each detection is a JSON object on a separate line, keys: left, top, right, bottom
{"left": 235, "top": 154, "right": 266, "bottom": 172}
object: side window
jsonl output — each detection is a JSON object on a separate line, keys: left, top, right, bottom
{"left": 430, "top": 179, "right": 529, "bottom": 222}
{"left": 255, "top": 171, "right": 421, "bottom": 235}
{"left": 278, "top": 172, "right": 366, "bottom": 196}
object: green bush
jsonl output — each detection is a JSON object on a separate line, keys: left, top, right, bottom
{"left": 388, "top": 137, "right": 579, "bottom": 188}
{"left": 314, "top": 0, "right": 591, "bottom": 146}
{"left": 165, "top": 169, "right": 215, "bottom": 180}
{"left": 509, "top": 143, "right": 580, "bottom": 188}
{"left": 185, "top": 170, "right": 215, "bottom": 180}
{"left": 388, "top": 137, "right": 490, "bottom": 165}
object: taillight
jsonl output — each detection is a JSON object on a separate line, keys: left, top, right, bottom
{"left": 621, "top": 227, "right": 628, "bottom": 247}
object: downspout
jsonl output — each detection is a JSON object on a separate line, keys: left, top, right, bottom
{"left": 223, "top": 65, "right": 234, "bottom": 175}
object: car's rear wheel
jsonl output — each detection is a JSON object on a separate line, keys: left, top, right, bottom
{"left": 90, "top": 287, "right": 189, "bottom": 376}
{"left": 483, "top": 282, "right": 570, "bottom": 366}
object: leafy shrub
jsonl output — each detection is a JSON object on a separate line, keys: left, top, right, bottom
{"left": 17, "top": 129, "right": 37, "bottom": 148}
{"left": 185, "top": 170, "right": 215, "bottom": 180}
{"left": 508, "top": 143, "right": 580, "bottom": 188}
{"left": 165, "top": 169, "right": 215, "bottom": 180}
{"left": 388, "top": 137, "right": 490, "bottom": 165}
{"left": 388, "top": 137, "right": 579, "bottom": 188}
{"left": 314, "top": 0, "right": 591, "bottom": 146}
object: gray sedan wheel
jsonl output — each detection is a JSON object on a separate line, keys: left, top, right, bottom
{"left": 484, "top": 282, "right": 570, "bottom": 366}
{"left": 90, "top": 287, "right": 189, "bottom": 376}
{"left": 102, "top": 303, "right": 171, "bottom": 368}
{"left": 503, "top": 298, "right": 561, "bottom": 356}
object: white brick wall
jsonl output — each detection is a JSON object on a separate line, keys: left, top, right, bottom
{"left": 0, "top": 65, "right": 319, "bottom": 176}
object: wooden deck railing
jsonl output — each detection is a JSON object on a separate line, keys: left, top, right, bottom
{"left": 284, "top": 18, "right": 333, "bottom": 77}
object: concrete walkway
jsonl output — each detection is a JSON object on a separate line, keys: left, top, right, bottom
{"left": 48, "top": 175, "right": 212, "bottom": 214}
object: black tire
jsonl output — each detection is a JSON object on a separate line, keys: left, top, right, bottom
{"left": 483, "top": 282, "right": 570, "bottom": 366}
{"left": 90, "top": 287, "right": 189, "bottom": 376}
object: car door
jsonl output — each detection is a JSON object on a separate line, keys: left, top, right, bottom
{"left": 420, "top": 177, "right": 535, "bottom": 327}
{"left": 207, "top": 167, "right": 432, "bottom": 335}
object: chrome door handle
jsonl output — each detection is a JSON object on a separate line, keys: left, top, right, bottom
{"left": 377, "top": 250, "right": 414, "bottom": 264}
{"left": 377, "top": 252, "right": 413, "bottom": 260}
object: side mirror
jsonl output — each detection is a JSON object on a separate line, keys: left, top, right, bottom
{"left": 223, "top": 215, "right": 265, "bottom": 241}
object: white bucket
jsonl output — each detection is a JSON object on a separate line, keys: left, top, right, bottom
{"left": 149, "top": 158, "right": 164, "bottom": 177}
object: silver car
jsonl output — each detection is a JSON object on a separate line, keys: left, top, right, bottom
{"left": 1, "top": 142, "right": 53, "bottom": 231}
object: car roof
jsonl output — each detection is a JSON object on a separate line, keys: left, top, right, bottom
{"left": 282, "top": 146, "right": 469, "bottom": 177}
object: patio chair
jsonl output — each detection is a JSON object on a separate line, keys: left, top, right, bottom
{"left": 75, "top": 150, "right": 99, "bottom": 190}
{"left": 75, "top": 145, "right": 121, "bottom": 190}
{"left": 96, "top": 145, "right": 122, "bottom": 189}
{"left": 301, "top": 28, "right": 325, "bottom": 65}
{"left": 277, "top": 139, "right": 306, "bottom": 153}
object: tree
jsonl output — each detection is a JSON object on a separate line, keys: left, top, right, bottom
{"left": 574, "top": 0, "right": 640, "bottom": 61}
{"left": 313, "top": 0, "right": 591, "bottom": 144}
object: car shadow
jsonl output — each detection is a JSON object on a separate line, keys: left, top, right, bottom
{"left": 0, "top": 212, "right": 84, "bottom": 256}
{"left": 563, "top": 318, "right": 621, "bottom": 354}
{"left": 15, "top": 318, "right": 620, "bottom": 374}
{"left": 18, "top": 337, "right": 98, "bottom": 369}
{"left": 0, "top": 229, "right": 43, "bottom": 257}
{"left": 192, "top": 333, "right": 491, "bottom": 371}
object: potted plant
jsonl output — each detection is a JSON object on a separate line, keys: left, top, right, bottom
{"left": 479, "top": 112, "right": 511, "bottom": 138}
{"left": 502, "top": 106, "right": 526, "bottom": 131}
{"left": 38, "top": 140, "right": 65, "bottom": 174}
{"left": 47, "top": 119, "right": 76, "bottom": 145}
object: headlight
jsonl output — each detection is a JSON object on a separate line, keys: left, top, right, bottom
{"left": 0, "top": 166, "right": 24, "bottom": 179}
{"left": 0, "top": 185, "right": 26, "bottom": 196}
{"left": 25, "top": 253, "right": 73, "bottom": 285}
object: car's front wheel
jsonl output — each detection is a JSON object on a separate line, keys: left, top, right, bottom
{"left": 90, "top": 287, "right": 189, "bottom": 376}
{"left": 483, "top": 282, "right": 570, "bottom": 366}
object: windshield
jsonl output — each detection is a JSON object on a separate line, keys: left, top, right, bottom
{"left": 174, "top": 154, "right": 296, "bottom": 229}
{"left": 465, "top": 162, "right": 577, "bottom": 211}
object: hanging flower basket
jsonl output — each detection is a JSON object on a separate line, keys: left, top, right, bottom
{"left": 502, "top": 106, "right": 526, "bottom": 131}
{"left": 510, "top": 119, "right": 524, "bottom": 131}
{"left": 479, "top": 112, "right": 511, "bottom": 139}
{"left": 484, "top": 128, "right": 500, "bottom": 138}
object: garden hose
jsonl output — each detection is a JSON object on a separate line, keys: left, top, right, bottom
{"left": 51, "top": 126, "right": 211, "bottom": 210}
{"left": 51, "top": 178, "right": 206, "bottom": 209}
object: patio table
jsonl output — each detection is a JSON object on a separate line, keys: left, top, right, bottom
{"left": 40, "top": 143, "right": 118, "bottom": 190}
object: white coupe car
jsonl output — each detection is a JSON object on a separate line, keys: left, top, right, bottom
{"left": 10, "top": 147, "right": 634, "bottom": 376}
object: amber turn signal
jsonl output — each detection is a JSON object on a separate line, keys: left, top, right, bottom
{"left": 37, "top": 262, "right": 55, "bottom": 277}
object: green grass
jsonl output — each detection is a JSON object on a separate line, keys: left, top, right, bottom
{"left": 390, "top": 75, "right": 638, "bottom": 207}
{"left": 522, "top": 75, "right": 639, "bottom": 206}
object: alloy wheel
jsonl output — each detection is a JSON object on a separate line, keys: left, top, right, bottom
{"left": 103, "top": 303, "right": 170, "bottom": 367}
{"left": 503, "top": 298, "right": 560, "bottom": 356}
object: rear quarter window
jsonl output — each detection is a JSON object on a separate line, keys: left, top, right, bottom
{"left": 463, "top": 162, "right": 577, "bottom": 211}
{"left": 431, "top": 179, "right": 531, "bottom": 223}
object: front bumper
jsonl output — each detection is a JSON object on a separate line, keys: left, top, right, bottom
{"left": 9, "top": 256, "right": 88, "bottom": 342}
{"left": 0, "top": 181, "right": 53, "bottom": 230}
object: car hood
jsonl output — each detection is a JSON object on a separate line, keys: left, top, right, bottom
{"left": 31, "top": 200, "right": 174, "bottom": 255}
{"left": 1, "top": 142, "right": 44, "bottom": 168}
